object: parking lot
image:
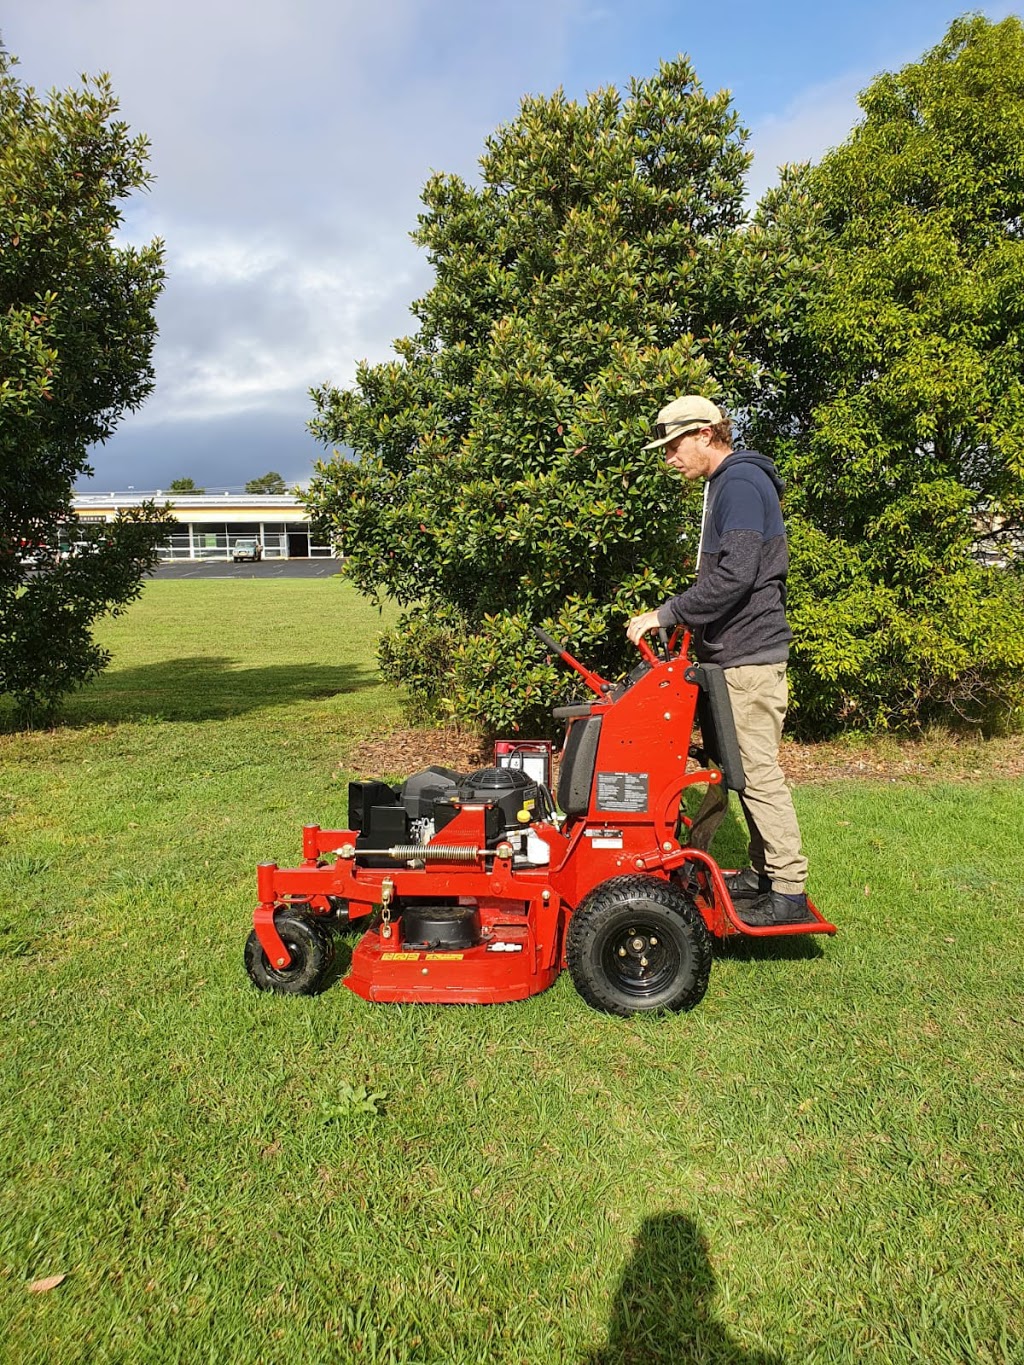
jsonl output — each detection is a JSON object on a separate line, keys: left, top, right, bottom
{"left": 152, "top": 559, "right": 341, "bottom": 580}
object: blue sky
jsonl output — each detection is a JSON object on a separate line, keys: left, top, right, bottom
{"left": 4, "top": 0, "right": 1019, "bottom": 492}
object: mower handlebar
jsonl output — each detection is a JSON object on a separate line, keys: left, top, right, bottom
{"left": 552, "top": 704, "right": 596, "bottom": 720}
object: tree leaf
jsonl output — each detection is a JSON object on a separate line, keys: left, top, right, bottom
{"left": 28, "top": 1275, "right": 66, "bottom": 1293}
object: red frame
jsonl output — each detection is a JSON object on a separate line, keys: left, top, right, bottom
{"left": 252, "top": 632, "right": 835, "bottom": 1004}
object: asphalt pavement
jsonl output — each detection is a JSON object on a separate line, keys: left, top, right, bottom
{"left": 151, "top": 558, "right": 342, "bottom": 580}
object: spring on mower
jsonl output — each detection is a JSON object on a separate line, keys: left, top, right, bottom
{"left": 345, "top": 840, "right": 486, "bottom": 862}
{"left": 337, "top": 841, "right": 506, "bottom": 863}
{"left": 388, "top": 844, "right": 480, "bottom": 862}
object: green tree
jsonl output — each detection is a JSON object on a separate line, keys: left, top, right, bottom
{"left": 0, "top": 49, "right": 171, "bottom": 718}
{"left": 168, "top": 477, "right": 205, "bottom": 494}
{"left": 245, "top": 471, "right": 287, "bottom": 495}
{"left": 744, "top": 14, "right": 1024, "bottom": 733}
{"left": 308, "top": 59, "right": 763, "bottom": 731}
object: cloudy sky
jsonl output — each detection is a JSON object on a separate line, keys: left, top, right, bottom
{"left": 5, "top": 0, "right": 1017, "bottom": 492}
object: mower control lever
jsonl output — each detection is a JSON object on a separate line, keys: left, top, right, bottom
{"left": 533, "top": 626, "right": 611, "bottom": 698}
{"left": 635, "top": 636, "right": 659, "bottom": 666}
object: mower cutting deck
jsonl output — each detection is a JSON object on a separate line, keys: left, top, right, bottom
{"left": 245, "top": 628, "right": 835, "bottom": 1015}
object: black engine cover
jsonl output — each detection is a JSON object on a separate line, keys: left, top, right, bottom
{"left": 457, "top": 767, "right": 539, "bottom": 828}
{"left": 400, "top": 766, "right": 462, "bottom": 819}
{"left": 347, "top": 780, "right": 399, "bottom": 831}
{"left": 355, "top": 804, "right": 409, "bottom": 867}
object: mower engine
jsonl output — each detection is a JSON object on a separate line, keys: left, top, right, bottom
{"left": 341, "top": 764, "right": 557, "bottom": 955}
{"left": 352, "top": 764, "right": 555, "bottom": 868}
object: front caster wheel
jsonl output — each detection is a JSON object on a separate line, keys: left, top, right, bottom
{"left": 566, "top": 875, "right": 712, "bottom": 1016}
{"left": 244, "top": 911, "right": 335, "bottom": 995}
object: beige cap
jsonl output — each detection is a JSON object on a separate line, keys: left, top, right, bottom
{"left": 642, "top": 395, "right": 724, "bottom": 450}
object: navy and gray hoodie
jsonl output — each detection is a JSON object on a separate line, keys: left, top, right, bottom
{"left": 655, "top": 450, "right": 792, "bottom": 668}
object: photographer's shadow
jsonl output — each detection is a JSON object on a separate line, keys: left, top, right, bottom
{"left": 584, "top": 1213, "right": 783, "bottom": 1365}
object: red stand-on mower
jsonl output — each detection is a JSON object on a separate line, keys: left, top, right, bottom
{"left": 245, "top": 628, "right": 835, "bottom": 1015}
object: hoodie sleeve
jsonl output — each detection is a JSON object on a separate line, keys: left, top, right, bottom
{"left": 655, "top": 475, "right": 766, "bottom": 628}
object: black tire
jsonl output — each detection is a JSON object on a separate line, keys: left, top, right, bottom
{"left": 244, "top": 911, "right": 335, "bottom": 996}
{"left": 566, "top": 875, "right": 712, "bottom": 1017}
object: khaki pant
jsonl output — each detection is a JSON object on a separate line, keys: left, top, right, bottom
{"left": 724, "top": 663, "right": 807, "bottom": 894}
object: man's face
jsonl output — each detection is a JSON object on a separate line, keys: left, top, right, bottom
{"left": 664, "top": 427, "right": 712, "bottom": 480}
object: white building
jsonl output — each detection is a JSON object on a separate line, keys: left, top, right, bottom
{"left": 71, "top": 491, "right": 334, "bottom": 561}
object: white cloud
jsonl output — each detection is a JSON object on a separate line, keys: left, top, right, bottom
{"left": 5, "top": 0, "right": 579, "bottom": 467}
{"left": 746, "top": 70, "right": 867, "bottom": 202}
{"left": 745, "top": 3, "right": 1024, "bottom": 201}
{"left": 135, "top": 225, "right": 416, "bottom": 421}
{"left": 173, "top": 237, "right": 289, "bottom": 285}
{"left": 10, "top": 1, "right": 578, "bottom": 407}
{"left": 138, "top": 236, "right": 429, "bottom": 423}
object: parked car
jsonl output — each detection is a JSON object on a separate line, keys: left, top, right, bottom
{"left": 59, "top": 540, "right": 102, "bottom": 562}
{"left": 232, "top": 538, "right": 263, "bottom": 562}
{"left": 16, "top": 540, "right": 52, "bottom": 568}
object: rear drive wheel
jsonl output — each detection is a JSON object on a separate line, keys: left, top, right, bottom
{"left": 566, "top": 875, "right": 712, "bottom": 1016}
{"left": 244, "top": 911, "right": 335, "bottom": 995}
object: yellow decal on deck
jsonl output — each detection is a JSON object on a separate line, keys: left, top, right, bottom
{"left": 381, "top": 952, "right": 421, "bottom": 961}
{"left": 424, "top": 952, "right": 465, "bottom": 960}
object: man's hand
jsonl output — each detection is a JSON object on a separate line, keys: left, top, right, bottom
{"left": 626, "top": 610, "right": 661, "bottom": 645}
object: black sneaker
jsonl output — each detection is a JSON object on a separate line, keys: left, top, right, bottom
{"left": 740, "top": 890, "right": 814, "bottom": 927}
{"left": 723, "top": 868, "right": 771, "bottom": 901}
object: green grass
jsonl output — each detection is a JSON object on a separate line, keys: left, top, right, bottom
{"left": 1, "top": 579, "right": 1023, "bottom": 1364}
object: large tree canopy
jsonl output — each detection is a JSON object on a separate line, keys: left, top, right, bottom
{"left": 245, "top": 471, "right": 287, "bottom": 495}
{"left": 0, "top": 49, "right": 170, "bottom": 717}
{"left": 309, "top": 20, "right": 1024, "bottom": 736}
{"left": 744, "top": 14, "right": 1024, "bottom": 731}
{"left": 308, "top": 59, "right": 771, "bottom": 731}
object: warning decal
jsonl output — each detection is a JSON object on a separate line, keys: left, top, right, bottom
{"left": 596, "top": 771, "right": 649, "bottom": 813}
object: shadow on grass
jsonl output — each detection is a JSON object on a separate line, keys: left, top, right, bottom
{"left": 585, "top": 1212, "right": 783, "bottom": 1364}
{"left": 18, "top": 656, "right": 379, "bottom": 727}
{"left": 716, "top": 932, "right": 824, "bottom": 963}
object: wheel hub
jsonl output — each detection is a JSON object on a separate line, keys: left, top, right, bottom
{"left": 604, "top": 919, "right": 680, "bottom": 997}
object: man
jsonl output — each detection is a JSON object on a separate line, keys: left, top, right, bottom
{"left": 625, "top": 394, "right": 811, "bottom": 926}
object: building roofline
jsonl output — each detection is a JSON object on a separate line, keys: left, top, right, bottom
{"left": 72, "top": 492, "right": 306, "bottom": 508}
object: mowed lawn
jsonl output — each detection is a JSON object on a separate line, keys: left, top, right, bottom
{"left": 1, "top": 578, "right": 1022, "bottom": 1364}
